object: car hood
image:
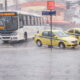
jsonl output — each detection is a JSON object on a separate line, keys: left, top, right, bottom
{"left": 61, "top": 36, "right": 77, "bottom": 41}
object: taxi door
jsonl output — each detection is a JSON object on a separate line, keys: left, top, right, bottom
{"left": 48, "top": 31, "right": 59, "bottom": 46}
{"left": 41, "top": 31, "right": 51, "bottom": 45}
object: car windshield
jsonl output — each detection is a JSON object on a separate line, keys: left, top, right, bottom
{"left": 54, "top": 31, "right": 69, "bottom": 37}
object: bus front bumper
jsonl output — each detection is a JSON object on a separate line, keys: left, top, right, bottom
{"left": 0, "top": 36, "right": 18, "bottom": 41}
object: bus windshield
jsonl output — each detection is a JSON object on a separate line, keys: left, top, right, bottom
{"left": 0, "top": 14, "right": 18, "bottom": 31}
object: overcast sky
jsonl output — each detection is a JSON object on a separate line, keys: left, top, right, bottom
{"left": 66, "top": 0, "right": 78, "bottom": 2}
{"left": 0, "top": 0, "right": 79, "bottom": 6}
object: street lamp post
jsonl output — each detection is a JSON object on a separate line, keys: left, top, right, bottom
{"left": 14, "top": 0, "right": 20, "bottom": 10}
{"left": 4, "top": 0, "right": 7, "bottom": 11}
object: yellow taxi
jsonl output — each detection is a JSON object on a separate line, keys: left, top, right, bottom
{"left": 34, "top": 30, "right": 79, "bottom": 48}
{"left": 66, "top": 28, "right": 80, "bottom": 44}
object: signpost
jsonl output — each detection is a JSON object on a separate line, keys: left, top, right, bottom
{"left": 42, "top": 1, "right": 56, "bottom": 49}
{"left": 42, "top": 11, "right": 56, "bottom": 15}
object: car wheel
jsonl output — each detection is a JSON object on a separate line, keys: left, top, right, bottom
{"left": 71, "top": 47, "right": 76, "bottom": 49}
{"left": 36, "top": 40, "right": 42, "bottom": 47}
{"left": 59, "top": 42, "right": 65, "bottom": 49}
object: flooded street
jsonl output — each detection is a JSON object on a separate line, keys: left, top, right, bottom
{"left": 0, "top": 40, "right": 80, "bottom": 80}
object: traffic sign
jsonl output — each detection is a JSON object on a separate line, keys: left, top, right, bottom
{"left": 42, "top": 11, "right": 56, "bottom": 15}
{"left": 47, "top": 1, "right": 55, "bottom": 10}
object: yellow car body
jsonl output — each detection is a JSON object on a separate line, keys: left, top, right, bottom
{"left": 34, "top": 30, "right": 79, "bottom": 48}
{"left": 66, "top": 28, "right": 80, "bottom": 44}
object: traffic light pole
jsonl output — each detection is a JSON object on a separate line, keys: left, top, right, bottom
{"left": 50, "top": 10, "right": 53, "bottom": 50}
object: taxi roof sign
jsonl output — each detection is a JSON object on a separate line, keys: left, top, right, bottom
{"left": 47, "top": 1, "right": 55, "bottom": 10}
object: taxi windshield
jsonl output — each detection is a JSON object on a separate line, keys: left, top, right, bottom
{"left": 54, "top": 31, "right": 69, "bottom": 37}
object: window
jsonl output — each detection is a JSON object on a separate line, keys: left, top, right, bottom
{"left": 42, "top": 18, "right": 44, "bottom": 25}
{"left": 42, "top": 32, "right": 49, "bottom": 36}
{"left": 42, "top": 31, "right": 54, "bottom": 37}
{"left": 54, "top": 31, "right": 69, "bottom": 37}
{"left": 34, "top": 17, "right": 37, "bottom": 26}
{"left": 38, "top": 17, "right": 41, "bottom": 26}
{"left": 33, "top": 16, "right": 35, "bottom": 25}
{"left": 40, "top": 18, "right": 42, "bottom": 25}
{"left": 32, "top": 16, "right": 35, "bottom": 26}
{"left": 27, "top": 16, "right": 30, "bottom": 25}
{"left": 68, "top": 29, "right": 74, "bottom": 33}
{"left": 19, "top": 15, "right": 24, "bottom": 27}
{"left": 41, "top": 18, "right": 43, "bottom": 25}
{"left": 23, "top": 15, "right": 27, "bottom": 25}
{"left": 12, "top": 16, "right": 18, "bottom": 27}
{"left": 29, "top": 16, "right": 32, "bottom": 25}
{"left": 36, "top": 17, "right": 38, "bottom": 26}
{"left": 75, "top": 30, "right": 80, "bottom": 35}
{"left": 0, "top": 15, "right": 18, "bottom": 31}
{"left": 48, "top": 31, "right": 55, "bottom": 37}
{"left": 26, "top": 15, "right": 28, "bottom": 25}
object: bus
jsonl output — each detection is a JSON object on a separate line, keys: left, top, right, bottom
{"left": 0, "top": 11, "right": 45, "bottom": 43}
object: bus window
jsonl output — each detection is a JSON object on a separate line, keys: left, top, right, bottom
{"left": 41, "top": 18, "right": 44, "bottom": 25}
{"left": 29, "top": 16, "right": 32, "bottom": 26}
{"left": 26, "top": 16, "right": 28, "bottom": 25}
{"left": 31, "top": 16, "right": 34, "bottom": 25}
{"left": 36, "top": 17, "right": 39, "bottom": 26}
{"left": 19, "top": 15, "right": 24, "bottom": 28}
{"left": 33, "top": 16, "right": 36, "bottom": 26}
{"left": 39, "top": 17, "right": 42, "bottom": 26}
{"left": 11, "top": 16, "right": 18, "bottom": 29}
{"left": 23, "top": 15, "right": 27, "bottom": 26}
{"left": 0, "top": 15, "right": 18, "bottom": 31}
{"left": 38, "top": 17, "right": 40, "bottom": 26}
{"left": 35, "top": 17, "right": 37, "bottom": 26}
{"left": 26, "top": 16, "right": 29, "bottom": 25}
{"left": 40, "top": 18, "right": 42, "bottom": 26}
{"left": 41, "top": 18, "right": 42, "bottom": 25}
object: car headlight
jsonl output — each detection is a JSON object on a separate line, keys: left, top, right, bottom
{"left": 67, "top": 41, "right": 73, "bottom": 43}
{"left": 11, "top": 31, "right": 17, "bottom": 35}
{"left": 67, "top": 40, "right": 77, "bottom": 43}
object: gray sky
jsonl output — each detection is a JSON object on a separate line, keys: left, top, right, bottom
{"left": 67, "top": 0, "right": 78, "bottom": 1}
{"left": 0, "top": 0, "right": 79, "bottom": 6}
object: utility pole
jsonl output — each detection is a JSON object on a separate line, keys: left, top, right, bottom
{"left": 4, "top": 0, "right": 7, "bottom": 11}
{"left": 13, "top": 0, "right": 20, "bottom": 10}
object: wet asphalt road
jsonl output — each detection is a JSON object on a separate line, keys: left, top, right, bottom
{"left": 0, "top": 39, "right": 80, "bottom": 80}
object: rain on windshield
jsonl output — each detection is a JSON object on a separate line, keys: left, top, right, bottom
{"left": 0, "top": 15, "right": 18, "bottom": 31}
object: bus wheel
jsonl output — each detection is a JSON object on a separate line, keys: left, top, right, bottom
{"left": 59, "top": 42, "right": 65, "bottom": 49}
{"left": 36, "top": 40, "right": 42, "bottom": 47}
{"left": 24, "top": 32, "right": 27, "bottom": 41}
{"left": 3, "top": 41, "right": 9, "bottom": 43}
